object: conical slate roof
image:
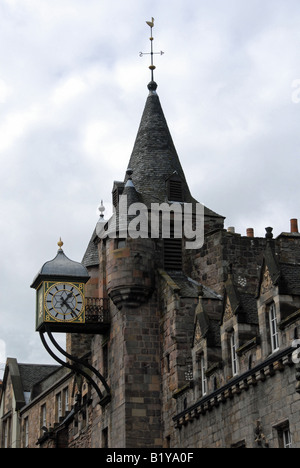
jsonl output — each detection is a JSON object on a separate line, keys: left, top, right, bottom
{"left": 125, "top": 81, "right": 194, "bottom": 207}
{"left": 82, "top": 81, "right": 224, "bottom": 267}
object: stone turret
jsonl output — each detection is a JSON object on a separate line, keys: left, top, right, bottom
{"left": 80, "top": 80, "right": 225, "bottom": 448}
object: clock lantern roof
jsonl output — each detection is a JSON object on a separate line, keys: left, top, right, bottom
{"left": 31, "top": 240, "right": 90, "bottom": 289}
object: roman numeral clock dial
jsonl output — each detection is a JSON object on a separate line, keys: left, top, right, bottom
{"left": 45, "top": 282, "right": 84, "bottom": 323}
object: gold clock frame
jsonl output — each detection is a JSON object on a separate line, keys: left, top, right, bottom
{"left": 36, "top": 281, "right": 86, "bottom": 331}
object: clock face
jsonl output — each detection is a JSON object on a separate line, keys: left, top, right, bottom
{"left": 45, "top": 282, "right": 85, "bottom": 323}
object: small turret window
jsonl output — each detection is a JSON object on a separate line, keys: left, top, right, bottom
{"left": 116, "top": 239, "right": 126, "bottom": 249}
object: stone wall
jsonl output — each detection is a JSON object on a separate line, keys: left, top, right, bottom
{"left": 20, "top": 368, "right": 73, "bottom": 448}
{"left": 191, "top": 230, "right": 266, "bottom": 295}
{"left": 173, "top": 359, "right": 299, "bottom": 448}
{"left": 91, "top": 297, "right": 162, "bottom": 448}
{"left": 159, "top": 272, "right": 197, "bottom": 448}
{"left": 91, "top": 303, "right": 125, "bottom": 448}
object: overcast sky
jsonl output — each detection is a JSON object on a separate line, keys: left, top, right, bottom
{"left": 1, "top": 0, "right": 300, "bottom": 375}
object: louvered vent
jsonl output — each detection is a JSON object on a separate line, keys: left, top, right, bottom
{"left": 113, "top": 188, "right": 119, "bottom": 208}
{"left": 112, "top": 183, "right": 124, "bottom": 208}
{"left": 168, "top": 179, "right": 183, "bottom": 202}
{"left": 163, "top": 238, "right": 183, "bottom": 270}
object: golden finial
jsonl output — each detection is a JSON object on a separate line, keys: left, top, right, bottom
{"left": 57, "top": 238, "right": 64, "bottom": 250}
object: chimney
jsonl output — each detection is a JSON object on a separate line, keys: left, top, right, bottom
{"left": 290, "top": 219, "right": 299, "bottom": 233}
{"left": 227, "top": 227, "right": 235, "bottom": 234}
{"left": 246, "top": 228, "right": 254, "bottom": 238}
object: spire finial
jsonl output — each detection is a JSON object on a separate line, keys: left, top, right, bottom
{"left": 126, "top": 168, "right": 133, "bottom": 179}
{"left": 139, "top": 17, "right": 164, "bottom": 85}
{"left": 98, "top": 200, "right": 105, "bottom": 219}
{"left": 57, "top": 238, "right": 64, "bottom": 250}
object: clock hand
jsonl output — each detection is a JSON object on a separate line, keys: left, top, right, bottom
{"left": 60, "top": 298, "right": 73, "bottom": 312}
{"left": 61, "top": 291, "right": 73, "bottom": 302}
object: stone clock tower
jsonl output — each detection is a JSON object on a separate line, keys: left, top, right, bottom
{"left": 81, "top": 75, "right": 224, "bottom": 447}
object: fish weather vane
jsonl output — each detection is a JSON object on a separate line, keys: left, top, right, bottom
{"left": 139, "top": 18, "right": 164, "bottom": 82}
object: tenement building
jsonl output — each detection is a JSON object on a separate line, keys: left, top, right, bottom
{"left": 1, "top": 76, "right": 300, "bottom": 448}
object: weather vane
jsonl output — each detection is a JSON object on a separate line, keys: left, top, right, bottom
{"left": 139, "top": 18, "right": 164, "bottom": 82}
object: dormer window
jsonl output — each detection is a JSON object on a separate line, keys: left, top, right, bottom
{"left": 269, "top": 303, "right": 279, "bottom": 353}
{"left": 230, "top": 332, "right": 239, "bottom": 376}
{"left": 200, "top": 355, "right": 207, "bottom": 396}
{"left": 112, "top": 181, "right": 124, "bottom": 208}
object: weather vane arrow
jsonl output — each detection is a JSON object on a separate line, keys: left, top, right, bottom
{"left": 139, "top": 18, "right": 164, "bottom": 82}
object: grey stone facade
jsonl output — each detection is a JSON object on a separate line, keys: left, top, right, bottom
{"left": 80, "top": 82, "right": 300, "bottom": 449}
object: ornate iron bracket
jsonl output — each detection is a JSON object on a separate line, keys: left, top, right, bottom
{"left": 40, "top": 325, "right": 111, "bottom": 407}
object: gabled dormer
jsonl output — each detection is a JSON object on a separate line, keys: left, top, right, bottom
{"left": 192, "top": 286, "right": 222, "bottom": 399}
{"left": 257, "top": 232, "right": 300, "bottom": 358}
{"left": 112, "top": 181, "right": 125, "bottom": 209}
{"left": 221, "top": 271, "right": 259, "bottom": 379}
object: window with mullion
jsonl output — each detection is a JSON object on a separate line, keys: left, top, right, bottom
{"left": 269, "top": 303, "right": 279, "bottom": 353}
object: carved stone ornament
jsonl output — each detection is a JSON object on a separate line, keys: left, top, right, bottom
{"left": 254, "top": 420, "right": 269, "bottom": 448}
{"left": 260, "top": 266, "right": 273, "bottom": 295}
{"left": 194, "top": 320, "right": 201, "bottom": 345}
{"left": 224, "top": 296, "right": 233, "bottom": 322}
